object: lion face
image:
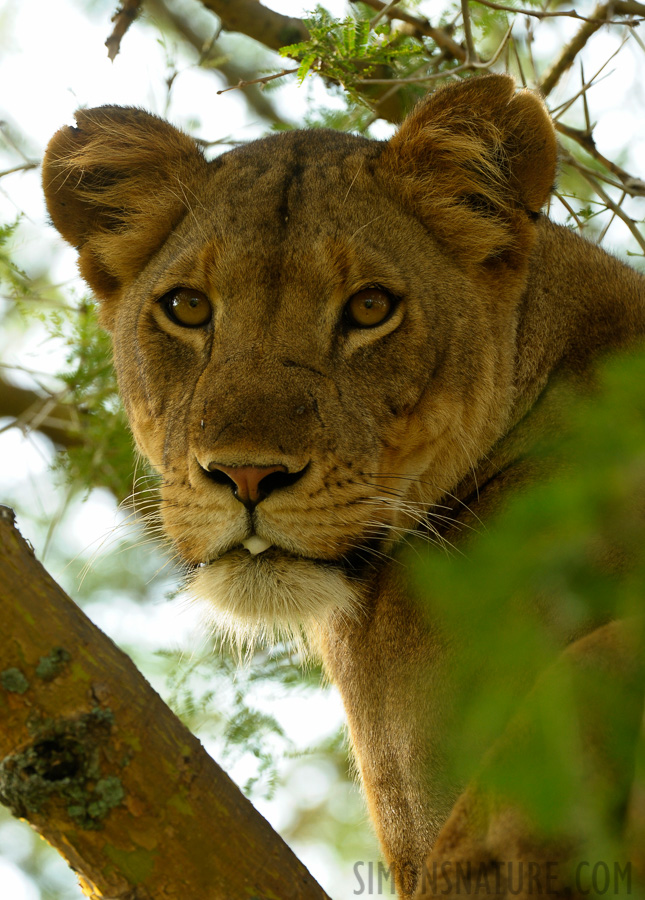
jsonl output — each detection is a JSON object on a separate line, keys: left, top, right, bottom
{"left": 42, "top": 77, "right": 557, "bottom": 641}
{"left": 110, "top": 133, "right": 520, "bottom": 640}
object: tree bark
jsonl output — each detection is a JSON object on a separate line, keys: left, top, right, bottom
{"left": 0, "top": 506, "right": 330, "bottom": 900}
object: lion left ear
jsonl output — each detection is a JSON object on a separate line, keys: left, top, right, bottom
{"left": 383, "top": 74, "right": 557, "bottom": 275}
{"left": 43, "top": 106, "right": 208, "bottom": 328}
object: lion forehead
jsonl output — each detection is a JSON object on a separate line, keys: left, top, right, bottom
{"left": 201, "top": 129, "right": 384, "bottom": 234}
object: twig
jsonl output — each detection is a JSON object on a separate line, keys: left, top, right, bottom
{"left": 580, "top": 62, "right": 592, "bottom": 135}
{"left": 0, "top": 162, "right": 38, "bottom": 179}
{"left": 549, "top": 71, "right": 612, "bottom": 121}
{"left": 522, "top": 3, "right": 540, "bottom": 84}
{"left": 561, "top": 152, "right": 636, "bottom": 194}
{"left": 510, "top": 33, "right": 527, "bottom": 87}
{"left": 0, "top": 123, "right": 32, "bottom": 165}
{"left": 105, "top": 0, "right": 142, "bottom": 61}
{"left": 556, "top": 122, "right": 645, "bottom": 197}
{"left": 217, "top": 67, "right": 299, "bottom": 94}
{"left": 575, "top": 167, "right": 645, "bottom": 254}
{"left": 370, "top": 0, "right": 402, "bottom": 30}
{"left": 553, "top": 190, "right": 586, "bottom": 231}
{"left": 461, "top": 0, "right": 477, "bottom": 64}
{"left": 471, "top": 0, "right": 645, "bottom": 23}
{"left": 539, "top": 1, "right": 645, "bottom": 97}
{"left": 357, "top": 20, "right": 513, "bottom": 84}
{"left": 549, "top": 32, "right": 627, "bottom": 120}
{"left": 597, "top": 190, "right": 625, "bottom": 244}
{"left": 350, "top": 0, "right": 468, "bottom": 63}
{"left": 630, "top": 21, "right": 645, "bottom": 52}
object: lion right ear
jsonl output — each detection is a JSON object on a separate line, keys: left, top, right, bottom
{"left": 42, "top": 107, "right": 208, "bottom": 326}
{"left": 382, "top": 75, "right": 557, "bottom": 286}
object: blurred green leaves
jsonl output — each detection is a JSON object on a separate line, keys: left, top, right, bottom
{"left": 46, "top": 302, "right": 143, "bottom": 502}
{"left": 0, "top": 219, "right": 30, "bottom": 300}
{"left": 413, "top": 348, "right": 645, "bottom": 853}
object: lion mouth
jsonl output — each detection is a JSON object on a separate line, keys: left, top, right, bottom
{"left": 197, "top": 539, "right": 306, "bottom": 569}
{"left": 195, "top": 533, "right": 385, "bottom": 577}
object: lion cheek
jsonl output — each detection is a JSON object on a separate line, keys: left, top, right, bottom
{"left": 125, "top": 403, "right": 166, "bottom": 467}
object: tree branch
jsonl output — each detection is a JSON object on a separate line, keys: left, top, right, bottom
{"left": 539, "top": 1, "right": 645, "bottom": 97}
{"left": 216, "top": 67, "right": 299, "bottom": 96}
{"left": 196, "top": 0, "right": 309, "bottom": 52}
{"left": 0, "top": 507, "right": 330, "bottom": 899}
{"left": 555, "top": 121, "right": 645, "bottom": 197}
{"left": 195, "top": 0, "right": 409, "bottom": 122}
{"left": 0, "top": 376, "right": 82, "bottom": 448}
{"left": 0, "top": 162, "right": 38, "bottom": 179}
{"left": 564, "top": 156, "right": 645, "bottom": 254}
{"left": 461, "top": 0, "right": 477, "bottom": 64}
{"left": 471, "top": 0, "right": 645, "bottom": 24}
{"left": 106, "top": 0, "right": 143, "bottom": 61}
{"left": 144, "top": 0, "right": 288, "bottom": 126}
{"left": 369, "top": 0, "right": 402, "bottom": 30}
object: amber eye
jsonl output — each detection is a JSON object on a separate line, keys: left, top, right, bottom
{"left": 162, "top": 289, "right": 212, "bottom": 328}
{"left": 345, "top": 288, "right": 394, "bottom": 328}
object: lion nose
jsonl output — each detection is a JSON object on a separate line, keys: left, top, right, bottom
{"left": 205, "top": 462, "right": 307, "bottom": 508}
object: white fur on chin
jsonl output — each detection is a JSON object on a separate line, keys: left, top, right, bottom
{"left": 190, "top": 548, "right": 362, "bottom": 656}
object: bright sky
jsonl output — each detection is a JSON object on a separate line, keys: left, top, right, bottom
{"left": 0, "top": 1, "right": 643, "bottom": 898}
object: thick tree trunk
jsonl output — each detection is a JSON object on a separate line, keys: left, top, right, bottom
{"left": 0, "top": 506, "right": 330, "bottom": 900}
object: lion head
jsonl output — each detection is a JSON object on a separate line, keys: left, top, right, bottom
{"left": 42, "top": 75, "right": 556, "bottom": 646}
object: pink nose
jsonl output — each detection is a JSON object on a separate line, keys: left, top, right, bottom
{"left": 207, "top": 463, "right": 288, "bottom": 506}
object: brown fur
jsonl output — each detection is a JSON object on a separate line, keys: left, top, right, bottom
{"left": 43, "top": 76, "right": 645, "bottom": 897}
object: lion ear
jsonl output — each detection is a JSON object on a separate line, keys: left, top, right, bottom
{"left": 383, "top": 74, "right": 557, "bottom": 274}
{"left": 42, "top": 107, "right": 208, "bottom": 325}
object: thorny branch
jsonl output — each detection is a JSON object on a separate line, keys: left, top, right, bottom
{"left": 196, "top": 0, "right": 309, "bottom": 53}
{"left": 556, "top": 121, "right": 645, "bottom": 197}
{"left": 105, "top": 0, "right": 143, "bottom": 61}
{"left": 539, "top": 1, "right": 645, "bottom": 96}
{"left": 216, "top": 67, "right": 299, "bottom": 95}
{"left": 461, "top": 0, "right": 477, "bottom": 64}
{"left": 574, "top": 160, "right": 645, "bottom": 254}
{"left": 553, "top": 190, "right": 586, "bottom": 230}
{"left": 471, "top": 0, "right": 645, "bottom": 25}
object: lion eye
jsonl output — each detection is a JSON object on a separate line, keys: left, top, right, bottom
{"left": 162, "top": 289, "right": 212, "bottom": 328}
{"left": 345, "top": 288, "right": 393, "bottom": 328}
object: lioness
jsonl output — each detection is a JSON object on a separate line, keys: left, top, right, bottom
{"left": 43, "top": 75, "right": 645, "bottom": 898}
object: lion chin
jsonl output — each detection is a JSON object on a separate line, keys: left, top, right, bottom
{"left": 189, "top": 546, "right": 362, "bottom": 655}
